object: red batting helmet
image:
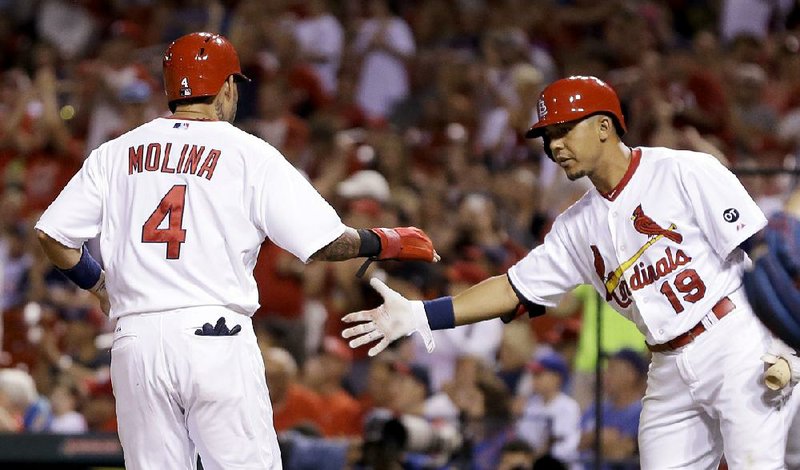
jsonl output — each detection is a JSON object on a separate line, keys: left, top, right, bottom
{"left": 525, "top": 76, "right": 626, "bottom": 139}
{"left": 162, "top": 32, "right": 249, "bottom": 110}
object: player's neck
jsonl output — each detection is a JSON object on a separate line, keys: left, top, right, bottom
{"left": 590, "top": 143, "right": 632, "bottom": 194}
{"left": 172, "top": 104, "right": 219, "bottom": 121}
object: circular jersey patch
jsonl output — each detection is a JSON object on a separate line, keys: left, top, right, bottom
{"left": 723, "top": 208, "right": 740, "bottom": 223}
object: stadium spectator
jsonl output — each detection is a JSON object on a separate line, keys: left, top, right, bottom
{"left": 352, "top": 0, "right": 415, "bottom": 121}
{"left": 48, "top": 382, "right": 87, "bottom": 434}
{"left": 578, "top": 349, "right": 647, "bottom": 469}
{"left": 262, "top": 345, "right": 325, "bottom": 435}
{"left": 497, "top": 439, "right": 536, "bottom": 470}
{"left": 0, "top": 368, "right": 42, "bottom": 432}
{"left": 304, "top": 337, "right": 362, "bottom": 437}
{"left": 516, "top": 352, "right": 581, "bottom": 469}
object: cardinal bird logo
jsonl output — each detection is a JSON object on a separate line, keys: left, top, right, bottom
{"left": 631, "top": 205, "right": 683, "bottom": 243}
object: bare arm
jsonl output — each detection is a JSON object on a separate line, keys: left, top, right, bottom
{"left": 452, "top": 275, "right": 521, "bottom": 326}
{"left": 308, "top": 227, "right": 361, "bottom": 262}
{"left": 37, "top": 230, "right": 82, "bottom": 269}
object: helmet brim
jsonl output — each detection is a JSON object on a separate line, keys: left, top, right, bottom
{"left": 524, "top": 112, "right": 626, "bottom": 140}
{"left": 233, "top": 72, "right": 251, "bottom": 83}
{"left": 524, "top": 125, "right": 544, "bottom": 139}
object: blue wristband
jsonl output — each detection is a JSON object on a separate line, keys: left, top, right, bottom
{"left": 58, "top": 247, "right": 102, "bottom": 290}
{"left": 422, "top": 296, "right": 455, "bottom": 330}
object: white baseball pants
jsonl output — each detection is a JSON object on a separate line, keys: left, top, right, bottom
{"left": 638, "top": 288, "right": 797, "bottom": 469}
{"left": 110, "top": 307, "right": 281, "bottom": 469}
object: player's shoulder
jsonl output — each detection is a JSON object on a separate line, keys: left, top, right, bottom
{"left": 639, "top": 147, "right": 725, "bottom": 174}
{"left": 96, "top": 117, "right": 164, "bottom": 149}
{"left": 552, "top": 188, "right": 596, "bottom": 229}
{"left": 220, "top": 123, "right": 287, "bottom": 164}
{"left": 639, "top": 146, "right": 724, "bottom": 171}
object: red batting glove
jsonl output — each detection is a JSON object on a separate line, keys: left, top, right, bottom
{"left": 370, "top": 227, "right": 439, "bottom": 262}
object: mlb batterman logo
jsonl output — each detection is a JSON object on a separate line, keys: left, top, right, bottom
{"left": 537, "top": 98, "right": 548, "bottom": 119}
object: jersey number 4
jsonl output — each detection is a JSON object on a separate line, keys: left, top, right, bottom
{"left": 142, "top": 185, "right": 187, "bottom": 259}
{"left": 659, "top": 268, "right": 706, "bottom": 314}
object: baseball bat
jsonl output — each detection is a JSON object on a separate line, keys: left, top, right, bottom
{"left": 764, "top": 357, "right": 791, "bottom": 391}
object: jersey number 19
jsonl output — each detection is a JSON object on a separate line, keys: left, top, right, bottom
{"left": 659, "top": 268, "right": 706, "bottom": 314}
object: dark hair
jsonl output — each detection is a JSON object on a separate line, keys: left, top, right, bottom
{"left": 501, "top": 439, "right": 534, "bottom": 456}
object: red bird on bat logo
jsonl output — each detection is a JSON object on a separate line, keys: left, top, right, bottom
{"left": 631, "top": 205, "right": 683, "bottom": 243}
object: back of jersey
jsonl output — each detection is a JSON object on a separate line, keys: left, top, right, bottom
{"left": 36, "top": 118, "right": 345, "bottom": 319}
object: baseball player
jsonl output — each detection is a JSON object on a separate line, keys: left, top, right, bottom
{"left": 34, "top": 32, "right": 437, "bottom": 470}
{"left": 343, "top": 76, "right": 800, "bottom": 468}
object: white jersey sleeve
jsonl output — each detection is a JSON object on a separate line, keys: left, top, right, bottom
{"left": 508, "top": 215, "right": 586, "bottom": 307}
{"left": 249, "top": 144, "right": 345, "bottom": 263}
{"left": 678, "top": 153, "right": 766, "bottom": 259}
{"left": 35, "top": 148, "right": 105, "bottom": 249}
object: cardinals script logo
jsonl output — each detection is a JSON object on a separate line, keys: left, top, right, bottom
{"left": 591, "top": 205, "right": 698, "bottom": 310}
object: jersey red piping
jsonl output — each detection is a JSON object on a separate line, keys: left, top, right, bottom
{"left": 600, "top": 147, "right": 641, "bottom": 201}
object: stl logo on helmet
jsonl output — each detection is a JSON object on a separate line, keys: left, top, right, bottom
{"left": 537, "top": 98, "right": 548, "bottom": 119}
{"left": 180, "top": 77, "right": 191, "bottom": 97}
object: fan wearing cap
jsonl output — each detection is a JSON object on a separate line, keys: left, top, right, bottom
{"left": 343, "top": 75, "right": 798, "bottom": 468}
{"left": 34, "top": 32, "right": 439, "bottom": 470}
{"left": 579, "top": 349, "right": 647, "bottom": 469}
{"left": 516, "top": 352, "right": 580, "bottom": 469}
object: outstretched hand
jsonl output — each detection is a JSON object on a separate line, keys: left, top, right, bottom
{"left": 341, "top": 278, "right": 434, "bottom": 357}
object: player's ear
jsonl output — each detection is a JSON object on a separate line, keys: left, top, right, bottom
{"left": 224, "top": 76, "right": 235, "bottom": 97}
{"left": 597, "top": 115, "right": 612, "bottom": 141}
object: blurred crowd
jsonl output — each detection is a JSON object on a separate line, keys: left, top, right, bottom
{"left": 1, "top": 0, "right": 799, "bottom": 468}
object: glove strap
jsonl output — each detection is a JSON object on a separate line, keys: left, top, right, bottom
{"left": 357, "top": 229, "right": 382, "bottom": 257}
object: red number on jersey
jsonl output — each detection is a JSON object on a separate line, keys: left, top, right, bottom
{"left": 659, "top": 268, "right": 707, "bottom": 314}
{"left": 142, "top": 185, "right": 187, "bottom": 259}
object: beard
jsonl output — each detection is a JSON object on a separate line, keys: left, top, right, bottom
{"left": 565, "top": 168, "right": 588, "bottom": 181}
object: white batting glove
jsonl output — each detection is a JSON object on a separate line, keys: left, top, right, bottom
{"left": 762, "top": 337, "right": 800, "bottom": 387}
{"left": 341, "top": 278, "right": 435, "bottom": 357}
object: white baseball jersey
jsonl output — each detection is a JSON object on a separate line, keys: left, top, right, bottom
{"left": 508, "top": 147, "right": 767, "bottom": 345}
{"left": 35, "top": 117, "right": 346, "bottom": 319}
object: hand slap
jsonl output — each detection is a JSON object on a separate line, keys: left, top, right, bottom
{"left": 341, "top": 278, "right": 435, "bottom": 356}
{"left": 342, "top": 310, "right": 381, "bottom": 346}
{"left": 342, "top": 306, "right": 392, "bottom": 356}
